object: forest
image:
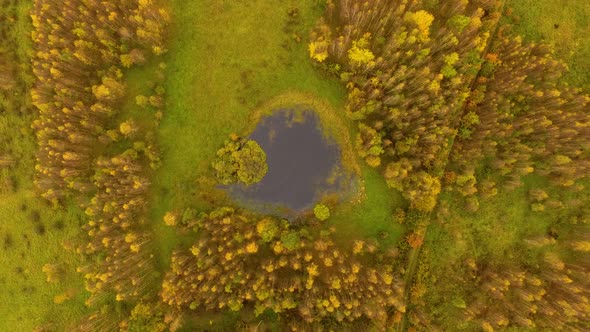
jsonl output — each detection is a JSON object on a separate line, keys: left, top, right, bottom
{"left": 0, "top": 0, "right": 588, "bottom": 331}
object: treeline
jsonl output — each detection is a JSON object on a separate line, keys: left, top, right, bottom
{"left": 161, "top": 207, "right": 405, "bottom": 330}
{"left": 29, "top": 0, "right": 169, "bottom": 329}
{"left": 448, "top": 29, "right": 590, "bottom": 206}
{"left": 310, "top": 0, "right": 504, "bottom": 211}
{"left": 31, "top": 0, "right": 168, "bottom": 203}
{"left": 76, "top": 149, "right": 155, "bottom": 306}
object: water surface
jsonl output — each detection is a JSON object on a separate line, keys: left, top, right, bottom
{"left": 227, "top": 110, "right": 344, "bottom": 217}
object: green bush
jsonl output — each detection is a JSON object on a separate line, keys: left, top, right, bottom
{"left": 212, "top": 138, "right": 268, "bottom": 185}
{"left": 313, "top": 204, "right": 330, "bottom": 221}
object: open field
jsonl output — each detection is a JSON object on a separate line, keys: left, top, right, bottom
{"left": 505, "top": 0, "right": 590, "bottom": 89}
{"left": 0, "top": 192, "right": 90, "bottom": 331}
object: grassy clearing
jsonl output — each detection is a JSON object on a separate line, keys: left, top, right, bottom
{"left": 0, "top": 192, "right": 90, "bottom": 331}
{"left": 422, "top": 174, "right": 590, "bottom": 329}
{"left": 505, "top": 0, "right": 590, "bottom": 89}
{"left": 151, "top": 0, "right": 404, "bottom": 268}
{"left": 329, "top": 165, "right": 406, "bottom": 248}
{"left": 434, "top": 176, "right": 556, "bottom": 264}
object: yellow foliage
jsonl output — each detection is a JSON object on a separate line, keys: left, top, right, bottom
{"left": 572, "top": 241, "right": 590, "bottom": 252}
{"left": 352, "top": 240, "right": 364, "bottom": 255}
{"left": 93, "top": 84, "right": 110, "bottom": 99}
{"left": 405, "top": 10, "right": 434, "bottom": 41}
{"left": 307, "top": 263, "right": 319, "bottom": 277}
{"left": 163, "top": 212, "right": 177, "bottom": 226}
{"left": 329, "top": 295, "right": 341, "bottom": 308}
{"left": 331, "top": 279, "right": 341, "bottom": 289}
{"left": 125, "top": 233, "right": 137, "bottom": 243}
{"left": 348, "top": 34, "right": 375, "bottom": 66}
{"left": 365, "top": 155, "right": 381, "bottom": 167}
{"left": 309, "top": 41, "right": 329, "bottom": 63}
{"left": 119, "top": 120, "right": 137, "bottom": 136}
{"left": 382, "top": 273, "right": 393, "bottom": 285}
{"left": 482, "top": 322, "right": 494, "bottom": 332}
{"left": 245, "top": 242, "right": 259, "bottom": 253}
{"left": 273, "top": 242, "right": 284, "bottom": 254}
{"left": 53, "top": 293, "right": 71, "bottom": 304}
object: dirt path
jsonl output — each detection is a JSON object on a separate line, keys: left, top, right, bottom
{"left": 395, "top": 3, "right": 507, "bottom": 331}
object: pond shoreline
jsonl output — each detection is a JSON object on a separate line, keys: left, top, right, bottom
{"left": 226, "top": 109, "right": 353, "bottom": 219}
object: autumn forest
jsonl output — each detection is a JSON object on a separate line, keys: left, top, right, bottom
{"left": 0, "top": 0, "right": 589, "bottom": 331}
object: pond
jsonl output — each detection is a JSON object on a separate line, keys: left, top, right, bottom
{"left": 226, "top": 109, "right": 347, "bottom": 217}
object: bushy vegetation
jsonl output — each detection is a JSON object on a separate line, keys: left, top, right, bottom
{"left": 212, "top": 137, "right": 268, "bottom": 185}
{"left": 162, "top": 206, "right": 404, "bottom": 329}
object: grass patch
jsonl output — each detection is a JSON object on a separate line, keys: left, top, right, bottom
{"left": 0, "top": 191, "right": 90, "bottom": 331}
{"left": 505, "top": 0, "right": 590, "bottom": 89}
{"left": 434, "top": 174, "right": 569, "bottom": 264}
{"left": 329, "top": 165, "right": 406, "bottom": 248}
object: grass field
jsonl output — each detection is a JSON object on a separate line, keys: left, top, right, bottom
{"left": 0, "top": 192, "right": 90, "bottom": 331}
{"left": 505, "top": 0, "right": 590, "bottom": 89}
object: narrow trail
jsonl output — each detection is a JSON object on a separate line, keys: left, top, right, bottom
{"left": 395, "top": 2, "right": 507, "bottom": 331}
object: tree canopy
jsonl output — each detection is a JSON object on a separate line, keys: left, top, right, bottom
{"left": 212, "top": 138, "right": 268, "bottom": 186}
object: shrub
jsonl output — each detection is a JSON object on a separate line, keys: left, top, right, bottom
{"left": 256, "top": 218, "right": 279, "bottom": 243}
{"left": 280, "top": 231, "right": 301, "bottom": 251}
{"left": 163, "top": 212, "right": 177, "bottom": 226}
{"left": 212, "top": 138, "right": 268, "bottom": 185}
{"left": 313, "top": 204, "right": 330, "bottom": 221}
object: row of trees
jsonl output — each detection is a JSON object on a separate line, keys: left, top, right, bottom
{"left": 30, "top": 0, "right": 169, "bottom": 329}
{"left": 76, "top": 149, "right": 156, "bottom": 307}
{"left": 161, "top": 207, "right": 405, "bottom": 329}
{"left": 31, "top": 0, "right": 168, "bottom": 203}
{"left": 448, "top": 29, "right": 590, "bottom": 203}
{"left": 310, "top": 0, "right": 504, "bottom": 211}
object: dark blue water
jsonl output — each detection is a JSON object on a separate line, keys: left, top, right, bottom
{"left": 227, "top": 110, "right": 342, "bottom": 216}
